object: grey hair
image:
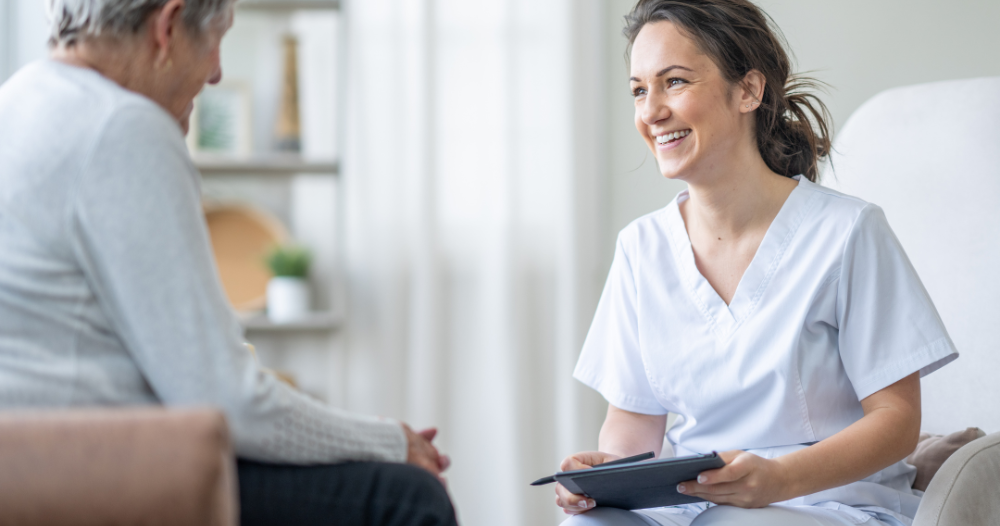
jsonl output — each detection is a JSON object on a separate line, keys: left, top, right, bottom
{"left": 46, "top": 0, "right": 234, "bottom": 46}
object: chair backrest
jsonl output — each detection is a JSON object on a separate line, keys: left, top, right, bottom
{"left": 0, "top": 408, "right": 238, "bottom": 526}
{"left": 824, "top": 77, "right": 1000, "bottom": 435}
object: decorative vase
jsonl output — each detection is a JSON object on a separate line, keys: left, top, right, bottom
{"left": 274, "top": 35, "right": 301, "bottom": 152}
{"left": 267, "top": 277, "right": 310, "bottom": 322}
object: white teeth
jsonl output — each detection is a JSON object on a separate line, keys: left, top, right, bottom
{"left": 656, "top": 130, "right": 690, "bottom": 144}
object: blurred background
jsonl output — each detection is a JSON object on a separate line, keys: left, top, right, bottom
{"left": 2, "top": 0, "right": 998, "bottom": 524}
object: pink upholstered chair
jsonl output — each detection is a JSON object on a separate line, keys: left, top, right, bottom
{"left": 0, "top": 408, "right": 238, "bottom": 526}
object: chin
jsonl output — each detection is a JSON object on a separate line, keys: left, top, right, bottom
{"left": 655, "top": 159, "right": 689, "bottom": 181}
{"left": 179, "top": 101, "right": 195, "bottom": 136}
{"left": 659, "top": 169, "right": 685, "bottom": 181}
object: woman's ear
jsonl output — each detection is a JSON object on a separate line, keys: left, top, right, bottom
{"left": 150, "top": 0, "right": 186, "bottom": 70}
{"left": 739, "top": 69, "right": 766, "bottom": 113}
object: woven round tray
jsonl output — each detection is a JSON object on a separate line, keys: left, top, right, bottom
{"left": 204, "top": 203, "right": 288, "bottom": 312}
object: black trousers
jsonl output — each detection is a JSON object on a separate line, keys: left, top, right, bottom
{"left": 237, "top": 459, "right": 458, "bottom": 526}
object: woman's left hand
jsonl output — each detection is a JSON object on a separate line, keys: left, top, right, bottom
{"left": 676, "top": 450, "right": 792, "bottom": 508}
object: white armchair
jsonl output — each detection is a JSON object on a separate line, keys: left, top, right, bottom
{"left": 825, "top": 76, "right": 1000, "bottom": 525}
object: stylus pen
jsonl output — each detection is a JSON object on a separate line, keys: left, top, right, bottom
{"left": 530, "top": 451, "right": 656, "bottom": 486}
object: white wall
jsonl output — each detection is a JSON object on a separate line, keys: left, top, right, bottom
{"left": 0, "top": 0, "right": 48, "bottom": 83}
{"left": 604, "top": 0, "right": 1000, "bottom": 245}
{"left": 0, "top": 1, "right": 9, "bottom": 79}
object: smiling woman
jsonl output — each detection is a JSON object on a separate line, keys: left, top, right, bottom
{"left": 554, "top": 1, "right": 957, "bottom": 525}
{"left": 623, "top": 0, "right": 831, "bottom": 184}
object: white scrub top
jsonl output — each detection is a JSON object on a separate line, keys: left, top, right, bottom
{"left": 574, "top": 176, "right": 958, "bottom": 521}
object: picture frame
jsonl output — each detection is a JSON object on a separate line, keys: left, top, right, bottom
{"left": 187, "top": 80, "right": 253, "bottom": 157}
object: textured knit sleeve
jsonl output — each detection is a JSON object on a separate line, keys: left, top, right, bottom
{"left": 68, "top": 101, "right": 406, "bottom": 464}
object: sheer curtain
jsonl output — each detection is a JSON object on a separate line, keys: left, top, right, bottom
{"left": 341, "top": 0, "right": 611, "bottom": 524}
{"left": 0, "top": 0, "right": 49, "bottom": 84}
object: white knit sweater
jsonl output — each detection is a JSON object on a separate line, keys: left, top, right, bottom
{"left": 0, "top": 60, "right": 407, "bottom": 464}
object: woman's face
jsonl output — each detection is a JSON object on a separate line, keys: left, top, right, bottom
{"left": 630, "top": 21, "right": 749, "bottom": 182}
{"left": 169, "top": 10, "right": 233, "bottom": 132}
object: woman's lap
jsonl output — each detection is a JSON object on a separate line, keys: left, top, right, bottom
{"left": 561, "top": 507, "right": 667, "bottom": 526}
{"left": 562, "top": 504, "right": 904, "bottom": 526}
{"left": 237, "top": 459, "right": 457, "bottom": 526}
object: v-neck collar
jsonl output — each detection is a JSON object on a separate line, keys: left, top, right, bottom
{"left": 665, "top": 176, "right": 817, "bottom": 337}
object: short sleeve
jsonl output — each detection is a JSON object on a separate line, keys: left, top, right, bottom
{"left": 837, "top": 205, "right": 958, "bottom": 400}
{"left": 573, "top": 235, "right": 668, "bottom": 415}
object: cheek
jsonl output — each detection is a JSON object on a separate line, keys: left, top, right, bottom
{"left": 202, "top": 49, "right": 218, "bottom": 78}
{"left": 677, "top": 93, "right": 734, "bottom": 147}
{"left": 673, "top": 93, "right": 708, "bottom": 128}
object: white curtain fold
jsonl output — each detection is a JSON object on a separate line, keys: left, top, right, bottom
{"left": 342, "top": 1, "right": 609, "bottom": 524}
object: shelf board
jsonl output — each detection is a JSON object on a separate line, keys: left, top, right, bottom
{"left": 241, "top": 311, "right": 342, "bottom": 333}
{"left": 193, "top": 155, "right": 338, "bottom": 176}
{"left": 237, "top": 0, "right": 340, "bottom": 10}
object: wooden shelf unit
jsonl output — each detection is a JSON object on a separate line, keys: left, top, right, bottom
{"left": 204, "top": 0, "right": 344, "bottom": 342}
{"left": 237, "top": 0, "right": 340, "bottom": 11}
{"left": 194, "top": 155, "right": 338, "bottom": 176}
{"left": 240, "top": 311, "right": 342, "bottom": 333}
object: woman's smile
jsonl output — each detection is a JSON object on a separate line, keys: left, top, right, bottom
{"left": 629, "top": 20, "right": 746, "bottom": 182}
{"left": 654, "top": 129, "right": 692, "bottom": 151}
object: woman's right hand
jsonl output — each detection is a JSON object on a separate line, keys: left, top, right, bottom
{"left": 555, "top": 451, "right": 621, "bottom": 515}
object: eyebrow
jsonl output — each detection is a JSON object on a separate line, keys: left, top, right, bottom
{"left": 630, "top": 65, "right": 694, "bottom": 82}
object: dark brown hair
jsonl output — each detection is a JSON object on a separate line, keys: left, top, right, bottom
{"left": 624, "top": 0, "right": 832, "bottom": 182}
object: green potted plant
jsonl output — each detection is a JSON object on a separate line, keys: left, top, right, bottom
{"left": 265, "top": 244, "right": 312, "bottom": 322}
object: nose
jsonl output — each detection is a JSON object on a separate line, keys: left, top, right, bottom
{"left": 208, "top": 65, "right": 223, "bottom": 85}
{"left": 641, "top": 88, "right": 670, "bottom": 127}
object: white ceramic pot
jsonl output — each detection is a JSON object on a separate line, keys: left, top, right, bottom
{"left": 267, "top": 277, "right": 310, "bottom": 322}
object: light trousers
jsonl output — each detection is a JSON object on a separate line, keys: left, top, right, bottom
{"left": 561, "top": 504, "right": 907, "bottom": 526}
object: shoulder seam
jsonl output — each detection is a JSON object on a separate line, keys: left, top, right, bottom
{"left": 836, "top": 203, "right": 877, "bottom": 306}
{"left": 805, "top": 182, "right": 870, "bottom": 207}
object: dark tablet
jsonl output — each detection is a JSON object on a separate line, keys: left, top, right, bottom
{"left": 553, "top": 452, "right": 725, "bottom": 510}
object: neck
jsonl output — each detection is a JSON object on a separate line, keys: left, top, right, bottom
{"left": 681, "top": 142, "right": 797, "bottom": 239}
{"left": 51, "top": 37, "right": 168, "bottom": 114}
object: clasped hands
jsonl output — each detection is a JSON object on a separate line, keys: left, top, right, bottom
{"left": 555, "top": 450, "right": 792, "bottom": 515}
{"left": 403, "top": 424, "right": 452, "bottom": 485}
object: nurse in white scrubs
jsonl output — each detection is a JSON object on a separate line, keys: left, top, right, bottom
{"left": 555, "top": 1, "right": 958, "bottom": 525}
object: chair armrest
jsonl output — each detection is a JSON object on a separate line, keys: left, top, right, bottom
{"left": 0, "top": 408, "right": 238, "bottom": 526}
{"left": 913, "top": 431, "right": 1000, "bottom": 526}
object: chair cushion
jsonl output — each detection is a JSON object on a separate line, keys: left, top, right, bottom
{"left": 913, "top": 431, "right": 1000, "bottom": 526}
{"left": 822, "top": 77, "right": 1000, "bottom": 436}
{"left": 907, "top": 427, "right": 986, "bottom": 491}
{"left": 0, "top": 408, "right": 237, "bottom": 526}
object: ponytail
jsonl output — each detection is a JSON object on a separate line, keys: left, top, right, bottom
{"left": 756, "top": 76, "right": 833, "bottom": 182}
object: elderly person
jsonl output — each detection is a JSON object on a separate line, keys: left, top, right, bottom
{"left": 0, "top": 1, "right": 456, "bottom": 524}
